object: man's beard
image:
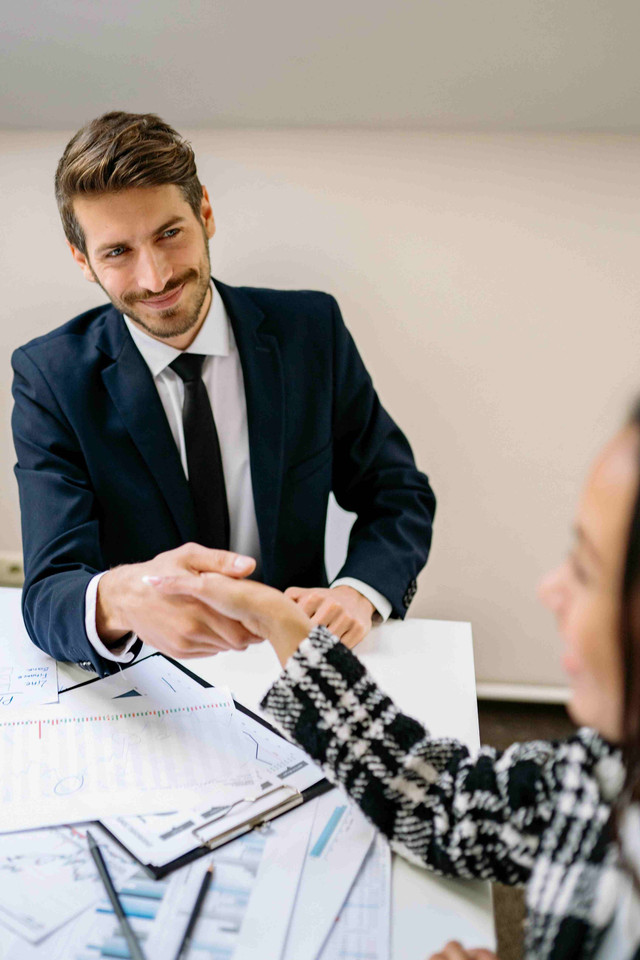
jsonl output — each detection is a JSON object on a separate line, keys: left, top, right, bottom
{"left": 90, "top": 244, "right": 212, "bottom": 340}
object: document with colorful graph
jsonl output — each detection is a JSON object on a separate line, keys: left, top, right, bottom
{"left": 0, "top": 683, "right": 253, "bottom": 833}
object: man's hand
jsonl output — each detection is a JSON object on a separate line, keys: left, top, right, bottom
{"left": 96, "top": 543, "right": 260, "bottom": 659}
{"left": 283, "top": 585, "right": 375, "bottom": 648}
{"left": 150, "top": 573, "right": 312, "bottom": 668}
{"left": 428, "top": 942, "right": 497, "bottom": 960}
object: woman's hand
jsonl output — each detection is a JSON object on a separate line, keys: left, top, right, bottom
{"left": 428, "top": 943, "right": 497, "bottom": 960}
{"left": 148, "top": 572, "right": 313, "bottom": 666}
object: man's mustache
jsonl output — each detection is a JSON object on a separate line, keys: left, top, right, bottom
{"left": 122, "top": 270, "right": 198, "bottom": 305}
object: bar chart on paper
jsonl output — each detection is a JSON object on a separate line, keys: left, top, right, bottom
{"left": 42, "top": 833, "right": 269, "bottom": 960}
{"left": 75, "top": 872, "right": 166, "bottom": 960}
{"left": 310, "top": 804, "right": 348, "bottom": 857}
{"left": 166, "top": 833, "right": 268, "bottom": 960}
{"left": 114, "top": 831, "right": 276, "bottom": 960}
{"left": 4, "top": 870, "right": 174, "bottom": 960}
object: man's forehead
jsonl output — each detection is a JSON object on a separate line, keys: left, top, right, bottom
{"left": 73, "top": 184, "right": 192, "bottom": 245}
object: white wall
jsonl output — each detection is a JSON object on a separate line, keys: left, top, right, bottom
{"left": 2, "top": 129, "right": 639, "bottom": 687}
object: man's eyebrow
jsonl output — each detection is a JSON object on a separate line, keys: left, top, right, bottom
{"left": 153, "top": 216, "right": 187, "bottom": 236}
{"left": 94, "top": 217, "right": 187, "bottom": 256}
{"left": 573, "top": 524, "right": 602, "bottom": 565}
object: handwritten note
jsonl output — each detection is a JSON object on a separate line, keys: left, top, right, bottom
{"left": 0, "top": 661, "right": 58, "bottom": 708}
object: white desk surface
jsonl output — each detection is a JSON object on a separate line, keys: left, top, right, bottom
{"left": 0, "top": 587, "right": 495, "bottom": 957}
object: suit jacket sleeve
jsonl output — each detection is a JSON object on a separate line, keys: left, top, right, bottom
{"left": 329, "top": 296, "right": 436, "bottom": 617}
{"left": 11, "top": 345, "right": 111, "bottom": 673}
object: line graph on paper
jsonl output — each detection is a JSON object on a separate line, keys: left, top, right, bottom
{"left": 243, "top": 730, "right": 278, "bottom": 767}
{"left": 0, "top": 839, "right": 92, "bottom": 884}
{"left": 238, "top": 713, "right": 310, "bottom": 781}
{"left": 0, "top": 688, "right": 256, "bottom": 833}
{"left": 0, "top": 825, "right": 136, "bottom": 944}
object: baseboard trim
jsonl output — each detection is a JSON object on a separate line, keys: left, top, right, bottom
{"left": 476, "top": 682, "right": 570, "bottom": 704}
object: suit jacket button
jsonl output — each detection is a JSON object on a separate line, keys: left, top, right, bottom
{"left": 403, "top": 579, "right": 417, "bottom": 608}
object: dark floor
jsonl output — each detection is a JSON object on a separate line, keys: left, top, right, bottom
{"left": 476, "top": 701, "right": 577, "bottom": 960}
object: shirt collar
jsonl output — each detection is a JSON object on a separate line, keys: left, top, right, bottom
{"left": 123, "top": 283, "right": 230, "bottom": 378}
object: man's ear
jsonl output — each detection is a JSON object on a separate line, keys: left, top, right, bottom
{"left": 201, "top": 186, "right": 216, "bottom": 240}
{"left": 67, "top": 241, "right": 97, "bottom": 283}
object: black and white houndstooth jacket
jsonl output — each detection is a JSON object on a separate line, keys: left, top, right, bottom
{"left": 261, "top": 627, "right": 635, "bottom": 960}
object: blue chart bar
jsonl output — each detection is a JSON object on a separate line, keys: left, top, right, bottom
{"left": 189, "top": 942, "right": 234, "bottom": 959}
{"left": 310, "top": 805, "right": 346, "bottom": 858}
{"left": 120, "top": 881, "right": 165, "bottom": 900}
{"left": 78, "top": 874, "right": 167, "bottom": 960}
{"left": 88, "top": 934, "right": 130, "bottom": 959}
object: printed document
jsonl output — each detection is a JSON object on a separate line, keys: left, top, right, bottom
{"left": 282, "top": 788, "right": 376, "bottom": 960}
{"left": 318, "top": 833, "right": 391, "bottom": 960}
{"left": 0, "top": 804, "right": 315, "bottom": 960}
{"left": 0, "top": 824, "right": 136, "bottom": 944}
{"left": 0, "top": 684, "right": 256, "bottom": 832}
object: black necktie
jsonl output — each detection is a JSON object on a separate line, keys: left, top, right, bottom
{"left": 169, "top": 353, "right": 230, "bottom": 550}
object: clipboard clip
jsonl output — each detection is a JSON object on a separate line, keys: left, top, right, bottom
{"left": 192, "top": 783, "right": 302, "bottom": 850}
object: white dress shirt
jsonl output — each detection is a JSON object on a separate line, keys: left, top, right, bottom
{"left": 86, "top": 285, "right": 390, "bottom": 663}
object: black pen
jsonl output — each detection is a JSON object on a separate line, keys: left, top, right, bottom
{"left": 87, "top": 830, "right": 146, "bottom": 960}
{"left": 174, "top": 863, "right": 214, "bottom": 960}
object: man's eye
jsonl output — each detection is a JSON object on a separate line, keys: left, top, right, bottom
{"left": 106, "top": 247, "right": 126, "bottom": 258}
{"left": 163, "top": 228, "right": 180, "bottom": 239}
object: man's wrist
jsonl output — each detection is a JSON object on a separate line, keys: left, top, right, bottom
{"left": 330, "top": 578, "right": 391, "bottom": 622}
{"left": 96, "top": 565, "right": 133, "bottom": 642}
{"left": 330, "top": 584, "right": 375, "bottom": 618}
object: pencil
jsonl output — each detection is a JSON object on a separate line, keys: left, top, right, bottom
{"left": 174, "top": 863, "right": 214, "bottom": 960}
{"left": 87, "top": 830, "right": 146, "bottom": 960}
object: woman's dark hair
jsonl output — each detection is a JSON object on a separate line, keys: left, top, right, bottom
{"left": 613, "top": 399, "right": 640, "bottom": 890}
{"left": 620, "top": 398, "right": 640, "bottom": 802}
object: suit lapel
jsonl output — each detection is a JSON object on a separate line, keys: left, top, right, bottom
{"left": 215, "top": 280, "right": 285, "bottom": 580}
{"left": 97, "top": 310, "right": 197, "bottom": 543}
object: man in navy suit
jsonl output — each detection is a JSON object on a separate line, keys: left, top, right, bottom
{"left": 11, "top": 112, "right": 435, "bottom": 676}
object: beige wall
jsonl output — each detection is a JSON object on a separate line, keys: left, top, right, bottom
{"left": 2, "top": 129, "right": 639, "bottom": 687}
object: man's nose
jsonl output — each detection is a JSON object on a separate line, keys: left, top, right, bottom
{"left": 135, "top": 246, "right": 172, "bottom": 293}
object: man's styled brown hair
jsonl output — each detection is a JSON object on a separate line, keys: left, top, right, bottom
{"left": 55, "top": 111, "right": 203, "bottom": 255}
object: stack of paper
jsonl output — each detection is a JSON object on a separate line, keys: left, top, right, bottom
{"left": 0, "top": 656, "right": 391, "bottom": 960}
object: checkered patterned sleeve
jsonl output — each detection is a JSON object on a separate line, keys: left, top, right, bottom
{"left": 261, "top": 626, "right": 562, "bottom": 886}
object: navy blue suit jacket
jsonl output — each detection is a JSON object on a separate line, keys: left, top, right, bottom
{"left": 12, "top": 280, "right": 435, "bottom": 674}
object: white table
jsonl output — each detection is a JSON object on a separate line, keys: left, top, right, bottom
{"left": 0, "top": 587, "right": 495, "bottom": 957}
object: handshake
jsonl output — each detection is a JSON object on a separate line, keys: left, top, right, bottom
{"left": 95, "top": 544, "right": 376, "bottom": 665}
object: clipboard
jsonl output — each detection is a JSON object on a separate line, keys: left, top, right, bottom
{"left": 65, "top": 652, "right": 331, "bottom": 879}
